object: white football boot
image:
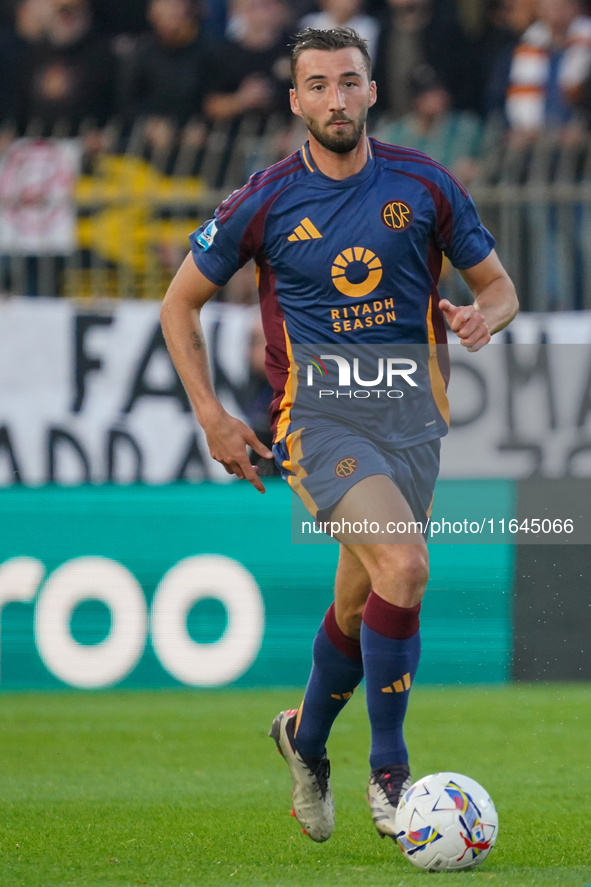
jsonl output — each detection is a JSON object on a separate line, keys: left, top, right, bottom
{"left": 269, "top": 709, "right": 334, "bottom": 842}
{"left": 368, "top": 763, "right": 412, "bottom": 837}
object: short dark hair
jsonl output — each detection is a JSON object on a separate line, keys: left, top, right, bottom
{"left": 290, "top": 28, "right": 372, "bottom": 87}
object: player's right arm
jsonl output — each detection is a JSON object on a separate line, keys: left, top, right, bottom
{"left": 160, "top": 253, "right": 273, "bottom": 493}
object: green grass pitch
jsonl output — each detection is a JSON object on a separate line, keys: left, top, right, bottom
{"left": 0, "top": 685, "right": 590, "bottom": 887}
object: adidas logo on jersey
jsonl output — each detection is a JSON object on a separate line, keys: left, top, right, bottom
{"left": 288, "top": 217, "right": 322, "bottom": 241}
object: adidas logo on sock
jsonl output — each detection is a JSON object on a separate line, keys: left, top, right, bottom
{"left": 381, "top": 673, "right": 412, "bottom": 693}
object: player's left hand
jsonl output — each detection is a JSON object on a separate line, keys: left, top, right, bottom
{"left": 439, "top": 300, "right": 491, "bottom": 352}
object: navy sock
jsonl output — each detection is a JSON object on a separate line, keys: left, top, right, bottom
{"left": 361, "top": 591, "right": 421, "bottom": 770}
{"left": 294, "top": 603, "right": 364, "bottom": 758}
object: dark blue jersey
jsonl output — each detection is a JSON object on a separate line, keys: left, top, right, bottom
{"left": 190, "top": 138, "right": 494, "bottom": 444}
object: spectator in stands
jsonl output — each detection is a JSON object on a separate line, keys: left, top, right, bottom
{"left": 299, "top": 0, "right": 381, "bottom": 62}
{"left": 10, "top": 0, "right": 117, "bottom": 132}
{"left": 483, "top": 0, "right": 537, "bottom": 118}
{"left": 505, "top": 0, "right": 591, "bottom": 136}
{"left": 201, "top": 0, "right": 227, "bottom": 39}
{"left": 0, "top": 0, "right": 12, "bottom": 26}
{"left": 119, "top": 0, "right": 210, "bottom": 134}
{"left": 373, "top": 0, "right": 476, "bottom": 120}
{"left": 376, "top": 63, "right": 483, "bottom": 180}
{"left": 0, "top": 0, "right": 51, "bottom": 125}
{"left": 203, "top": 0, "right": 292, "bottom": 121}
{"left": 91, "top": 0, "right": 148, "bottom": 38}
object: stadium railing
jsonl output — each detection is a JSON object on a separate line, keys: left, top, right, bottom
{"left": 455, "top": 130, "right": 591, "bottom": 312}
{"left": 0, "top": 114, "right": 285, "bottom": 300}
{"left": 1, "top": 118, "right": 590, "bottom": 308}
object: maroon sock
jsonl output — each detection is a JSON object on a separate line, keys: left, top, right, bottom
{"left": 324, "top": 602, "right": 362, "bottom": 660}
{"left": 362, "top": 591, "right": 421, "bottom": 639}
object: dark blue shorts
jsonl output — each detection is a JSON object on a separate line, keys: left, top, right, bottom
{"left": 273, "top": 426, "right": 440, "bottom": 529}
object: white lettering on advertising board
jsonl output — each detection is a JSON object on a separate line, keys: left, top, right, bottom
{"left": 0, "top": 555, "right": 265, "bottom": 688}
{"left": 0, "top": 298, "right": 258, "bottom": 485}
{"left": 3, "top": 299, "right": 591, "bottom": 481}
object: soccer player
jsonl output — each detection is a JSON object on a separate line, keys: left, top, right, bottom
{"left": 160, "top": 28, "right": 518, "bottom": 844}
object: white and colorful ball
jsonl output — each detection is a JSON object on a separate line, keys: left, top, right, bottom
{"left": 393, "top": 772, "right": 498, "bottom": 872}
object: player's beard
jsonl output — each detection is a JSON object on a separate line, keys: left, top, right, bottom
{"left": 303, "top": 109, "right": 367, "bottom": 155}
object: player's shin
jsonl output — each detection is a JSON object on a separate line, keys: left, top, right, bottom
{"left": 294, "top": 603, "right": 364, "bottom": 758}
{"left": 361, "top": 591, "right": 421, "bottom": 769}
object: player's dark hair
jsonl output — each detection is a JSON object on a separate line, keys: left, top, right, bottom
{"left": 290, "top": 28, "right": 372, "bottom": 87}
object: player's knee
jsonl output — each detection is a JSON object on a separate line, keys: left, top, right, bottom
{"left": 405, "top": 547, "right": 429, "bottom": 587}
{"left": 372, "top": 546, "right": 428, "bottom": 599}
{"left": 336, "top": 602, "right": 364, "bottom": 639}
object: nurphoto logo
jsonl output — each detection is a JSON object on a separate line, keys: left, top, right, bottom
{"left": 305, "top": 353, "right": 418, "bottom": 400}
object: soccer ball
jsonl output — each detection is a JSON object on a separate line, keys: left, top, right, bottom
{"left": 394, "top": 772, "right": 498, "bottom": 872}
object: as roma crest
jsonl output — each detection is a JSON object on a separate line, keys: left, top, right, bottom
{"left": 381, "top": 200, "right": 413, "bottom": 231}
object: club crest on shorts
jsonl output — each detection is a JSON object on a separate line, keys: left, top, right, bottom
{"left": 381, "top": 200, "right": 413, "bottom": 231}
{"left": 335, "top": 457, "right": 358, "bottom": 477}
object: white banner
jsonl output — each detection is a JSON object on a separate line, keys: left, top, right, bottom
{"left": 2, "top": 298, "right": 591, "bottom": 484}
{"left": 0, "top": 140, "right": 81, "bottom": 255}
{"left": 0, "top": 298, "right": 259, "bottom": 485}
{"left": 443, "top": 315, "right": 591, "bottom": 478}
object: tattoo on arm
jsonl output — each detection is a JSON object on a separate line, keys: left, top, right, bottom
{"left": 190, "top": 331, "right": 205, "bottom": 351}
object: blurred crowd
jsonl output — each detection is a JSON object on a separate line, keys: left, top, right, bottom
{"left": 1, "top": 0, "right": 591, "bottom": 151}
{"left": 3, "top": 0, "right": 591, "bottom": 310}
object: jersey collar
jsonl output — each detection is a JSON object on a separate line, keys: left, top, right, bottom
{"left": 300, "top": 138, "right": 376, "bottom": 189}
